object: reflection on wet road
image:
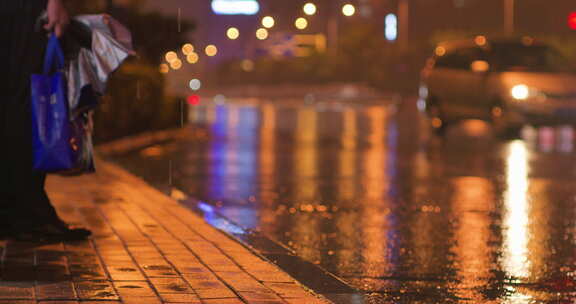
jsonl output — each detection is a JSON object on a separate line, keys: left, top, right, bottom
{"left": 112, "top": 97, "right": 576, "bottom": 303}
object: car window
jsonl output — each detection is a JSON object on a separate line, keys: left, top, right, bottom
{"left": 489, "top": 43, "right": 573, "bottom": 73}
{"left": 435, "top": 47, "right": 484, "bottom": 70}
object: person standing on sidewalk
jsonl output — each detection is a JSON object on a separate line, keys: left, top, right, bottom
{"left": 0, "top": 0, "right": 91, "bottom": 240}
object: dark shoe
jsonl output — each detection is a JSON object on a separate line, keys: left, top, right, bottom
{"left": 12, "top": 224, "right": 92, "bottom": 242}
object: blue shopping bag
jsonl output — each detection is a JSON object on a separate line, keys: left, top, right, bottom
{"left": 30, "top": 34, "right": 74, "bottom": 172}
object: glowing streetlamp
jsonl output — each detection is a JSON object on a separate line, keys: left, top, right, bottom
{"left": 256, "top": 28, "right": 269, "bottom": 40}
{"left": 189, "top": 79, "right": 202, "bottom": 91}
{"left": 165, "top": 51, "right": 178, "bottom": 63}
{"left": 262, "top": 16, "right": 275, "bottom": 28}
{"left": 342, "top": 4, "right": 355, "bottom": 16}
{"left": 186, "top": 52, "right": 199, "bottom": 64}
{"left": 170, "top": 59, "right": 182, "bottom": 70}
{"left": 205, "top": 45, "right": 218, "bottom": 57}
{"left": 303, "top": 3, "right": 317, "bottom": 16}
{"left": 182, "top": 44, "right": 194, "bottom": 55}
{"left": 227, "top": 27, "right": 240, "bottom": 40}
{"left": 295, "top": 17, "right": 308, "bottom": 30}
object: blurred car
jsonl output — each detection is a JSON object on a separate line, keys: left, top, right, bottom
{"left": 419, "top": 36, "right": 576, "bottom": 136}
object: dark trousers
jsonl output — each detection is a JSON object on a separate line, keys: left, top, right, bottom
{"left": 0, "top": 0, "right": 62, "bottom": 227}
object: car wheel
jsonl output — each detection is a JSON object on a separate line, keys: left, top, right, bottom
{"left": 491, "top": 104, "right": 523, "bottom": 139}
{"left": 426, "top": 97, "right": 449, "bottom": 136}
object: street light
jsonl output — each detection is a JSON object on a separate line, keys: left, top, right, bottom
{"left": 165, "top": 51, "right": 178, "bottom": 63}
{"left": 295, "top": 17, "right": 308, "bottom": 30}
{"left": 256, "top": 28, "right": 269, "bottom": 40}
{"left": 227, "top": 27, "right": 240, "bottom": 40}
{"left": 182, "top": 43, "right": 194, "bottom": 55}
{"left": 186, "top": 53, "right": 199, "bottom": 64}
{"left": 262, "top": 16, "right": 275, "bottom": 28}
{"left": 170, "top": 59, "right": 182, "bottom": 70}
{"left": 189, "top": 79, "right": 202, "bottom": 91}
{"left": 205, "top": 45, "right": 218, "bottom": 57}
{"left": 342, "top": 4, "right": 356, "bottom": 17}
{"left": 303, "top": 3, "right": 317, "bottom": 16}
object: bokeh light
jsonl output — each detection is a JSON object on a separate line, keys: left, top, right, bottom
{"left": 511, "top": 84, "right": 529, "bottom": 100}
{"left": 385, "top": 14, "right": 397, "bottom": 41}
{"left": 342, "top": 4, "right": 356, "bottom": 16}
{"left": 474, "top": 35, "right": 487, "bottom": 46}
{"left": 227, "top": 27, "right": 240, "bottom": 40}
{"left": 262, "top": 16, "right": 275, "bottom": 28}
{"left": 159, "top": 63, "right": 169, "bottom": 74}
{"left": 241, "top": 59, "right": 255, "bottom": 72}
{"left": 256, "top": 28, "right": 269, "bottom": 40}
{"left": 214, "top": 94, "right": 226, "bottom": 104}
{"left": 303, "top": 3, "right": 317, "bottom": 15}
{"left": 186, "top": 52, "right": 199, "bottom": 64}
{"left": 189, "top": 79, "right": 202, "bottom": 91}
{"left": 205, "top": 45, "right": 218, "bottom": 57}
{"left": 569, "top": 12, "right": 576, "bottom": 30}
{"left": 187, "top": 94, "right": 200, "bottom": 105}
{"left": 182, "top": 43, "right": 194, "bottom": 55}
{"left": 165, "top": 51, "right": 178, "bottom": 63}
{"left": 295, "top": 17, "right": 308, "bottom": 30}
{"left": 435, "top": 46, "right": 446, "bottom": 56}
{"left": 170, "top": 59, "right": 182, "bottom": 70}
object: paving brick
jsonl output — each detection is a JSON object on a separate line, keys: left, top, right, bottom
{"left": 239, "top": 291, "right": 285, "bottom": 301}
{"left": 35, "top": 281, "right": 76, "bottom": 300}
{"left": 0, "top": 282, "right": 34, "bottom": 299}
{"left": 36, "top": 264, "right": 70, "bottom": 282}
{"left": 42, "top": 158, "right": 329, "bottom": 304}
{"left": 195, "top": 286, "right": 237, "bottom": 299}
{"left": 68, "top": 263, "right": 108, "bottom": 281}
{"left": 106, "top": 264, "right": 147, "bottom": 281}
{"left": 190, "top": 279, "right": 228, "bottom": 290}
{"left": 122, "top": 296, "right": 163, "bottom": 304}
{"left": 149, "top": 277, "right": 193, "bottom": 293}
{"left": 263, "top": 282, "right": 313, "bottom": 298}
{"left": 74, "top": 280, "right": 119, "bottom": 300}
{"left": 159, "top": 292, "right": 202, "bottom": 303}
{"left": 79, "top": 302, "right": 122, "bottom": 304}
{"left": 202, "top": 299, "right": 245, "bottom": 304}
{"left": 113, "top": 281, "right": 157, "bottom": 298}
{"left": 247, "top": 270, "right": 297, "bottom": 283}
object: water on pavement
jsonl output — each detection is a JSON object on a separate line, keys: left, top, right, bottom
{"left": 111, "top": 97, "right": 576, "bottom": 303}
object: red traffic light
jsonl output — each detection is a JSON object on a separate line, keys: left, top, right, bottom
{"left": 187, "top": 94, "right": 200, "bottom": 106}
{"left": 569, "top": 12, "right": 576, "bottom": 30}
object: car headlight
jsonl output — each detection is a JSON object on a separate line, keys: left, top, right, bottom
{"left": 511, "top": 84, "right": 530, "bottom": 100}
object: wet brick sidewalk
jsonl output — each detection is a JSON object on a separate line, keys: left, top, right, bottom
{"left": 0, "top": 158, "right": 331, "bottom": 304}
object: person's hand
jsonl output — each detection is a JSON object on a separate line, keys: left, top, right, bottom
{"left": 44, "top": 0, "right": 69, "bottom": 37}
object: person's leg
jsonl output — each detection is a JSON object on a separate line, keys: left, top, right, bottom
{"left": 1, "top": 0, "right": 66, "bottom": 230}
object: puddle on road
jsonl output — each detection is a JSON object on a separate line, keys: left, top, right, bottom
{"left": 112, "top": 99, "right": 576, "bottom": 303}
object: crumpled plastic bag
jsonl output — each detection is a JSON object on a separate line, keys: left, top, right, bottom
{"left": 66, "top": 14, "right": 136, "bottom": 115}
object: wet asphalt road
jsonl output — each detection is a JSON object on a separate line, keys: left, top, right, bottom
{"left": 110, "top": 96, "right": 576, "bottom": 303}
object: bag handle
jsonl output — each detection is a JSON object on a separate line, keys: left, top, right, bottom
{"left": 43, "top": 33, "right": 65, "bottom": 74}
